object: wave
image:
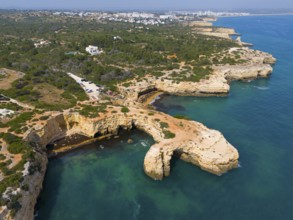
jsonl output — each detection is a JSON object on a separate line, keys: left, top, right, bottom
{"left": 141, "top": 141, "right": 147, "bottom": 147}
{"left": 132, "top": 200, "right": 141, "bottom": 220}
{"left": 253, "top": 86, "right": 269, "bottom": 90}
{"left": 150, "top": 93, "right": 163, "bottom": 105}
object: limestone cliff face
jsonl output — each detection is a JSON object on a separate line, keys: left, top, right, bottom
{"left": 119, "top": 47, "right": 276, "bottom": 100}
{"left": 191, "top": 26, "right": 238, "bottom": 39}
{"left": 13, "top": 152, "right": 47, "bottom": 220}
{"left": 26, "top": 108, "right": 239, "bottom": 181}
{"left": 217, "top": 64, "right": 273, "bottom": 81}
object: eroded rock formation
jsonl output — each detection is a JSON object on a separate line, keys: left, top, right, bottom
{"left": 118, "top": 47, "right": 276, "bottom": 100}
{"left": 26, "top": 107, "right": 239, "bottom": 181}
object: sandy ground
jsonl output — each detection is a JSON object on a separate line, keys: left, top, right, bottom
{"left": 33, "top": 83, "right": 68, "bottom": 105}
{"left": 0, "top": 140, "right": 22, "bottom": 181}
{"left": 0, "top": 68, "right": 25, "bottom": 90}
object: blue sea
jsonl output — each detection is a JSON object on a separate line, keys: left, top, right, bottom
{"left": 36, "top": 15, "right": 293, "bottom": 220}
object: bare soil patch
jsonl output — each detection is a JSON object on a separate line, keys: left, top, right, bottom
{"left": 0, "top": 68, "right": 25, "bottom": 90}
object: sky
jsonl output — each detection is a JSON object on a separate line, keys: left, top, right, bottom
{"left": 0, "top": 0, "right": 292, "bottom": 11}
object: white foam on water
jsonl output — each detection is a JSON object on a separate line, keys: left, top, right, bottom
{"left": 141, "top": 141, "right": 147, "bottom": 147}
{"left": 132, "top": 200, "right": 141, "bottom": 220}
{"left": 254, "top": 86, "right": 269, "bottom": 90}
{"left": 150, "top": 94, "right": 162, "bottom": 105}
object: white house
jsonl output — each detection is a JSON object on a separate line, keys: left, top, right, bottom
{"left": 34, "top": 39, "right": 51, "bottom": 48}
{"left": 85, "top": 45, "right": 103, "bottom": 56}
{"left": 0, "top": 108, "right": 15, "bottom": 119}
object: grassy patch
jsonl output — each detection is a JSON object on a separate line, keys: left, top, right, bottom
{"left": 121, "top": 107, "right": 130, "bottom": 113}
{"left": 163, "top": 130, "right": 176, "bottom": 139}
{"left": 78, "top": 104, "right": 107, "bottom": 118}
{"left": 6, "top": 112, "right": 34, "bottom": 133}
{"left": 173, "top": 115, "right": 191, "bottom": 120}
{"left": 160, "top": 122, "right": 169, "bottom": 129}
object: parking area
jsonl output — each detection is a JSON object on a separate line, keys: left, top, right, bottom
{"left": 67, "top": 72, "right": 102, "bottom": 101}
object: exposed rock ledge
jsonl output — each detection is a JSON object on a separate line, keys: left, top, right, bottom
{"left": 118, "top": 47, "right": 276, "bottom": 101}
{"left": 6, "top": 106, "right": 238, "bottom": 219}
{"left": 25, "top": 108, "right": 239, "bottom": 180}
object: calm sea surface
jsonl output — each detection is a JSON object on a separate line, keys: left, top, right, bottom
{"left": 36, "top": 16, "right": 293, "bottom": 220}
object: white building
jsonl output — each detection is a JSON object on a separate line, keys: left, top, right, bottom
{"left": 34, "top": 39, "right": 51, "bottom": 48}
{"left": 85, "top": 45, "right": 103, "bottom": 56}
{"left": 0, "top": 108, "right": 15, "bottom": 119}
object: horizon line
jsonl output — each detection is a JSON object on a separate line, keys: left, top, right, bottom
{"left": 1, "top": 6, "right": 293, "bottom": 12}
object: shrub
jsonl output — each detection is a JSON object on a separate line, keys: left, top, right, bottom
{"left": 121, "top": 107, "right": 129, "bottom": 113}
{"left": 0, "top": 154, "right": 5, "bottom": 160}
{"left": 0, "top": 173, "right": 23, "bottom": 194}
{"left": 39, "top": 115, "right": 50, "bottom": 120}
{"left": 2, "top": 133, "right": 29, "bottom": 154}
{"left": 163, "top": 130, "right": 176, "bottom": 139}
{"left": 173, "top": 115, "right": 191, "bottom": 120}
{"left": 6, "top": 112, "right": 34, "bottom": 132}
{"left": 160, "top": 122, "right": 169, "bottom": 129}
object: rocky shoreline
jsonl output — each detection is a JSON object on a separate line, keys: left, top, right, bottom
{"left": 0, "top": 21, "right": 276, "bottom": 220}
{"left": 120, "top": 47, "right": 276, "bottom": 104}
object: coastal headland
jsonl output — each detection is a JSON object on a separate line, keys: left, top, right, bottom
{"left": 0, "top": 12, "right": 276, "bottom": 220}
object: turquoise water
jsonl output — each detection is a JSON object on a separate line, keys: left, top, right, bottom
{"left": 37, "top": 16, "right": 293, "bottom": 219}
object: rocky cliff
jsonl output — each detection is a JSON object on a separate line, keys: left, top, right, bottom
{"left": 6, "top": 106, "right": 239, "bottom": 219}
{"left": 26, "top": 107, "right": 239, "bottom": 180}
{"left": 118, "top": 47, "right": 276, "bottom": 100}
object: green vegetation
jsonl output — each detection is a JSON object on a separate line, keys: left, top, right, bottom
{"left": 0, "top": 13, "right": 239, "bottom": 109}
{"left": 0, "top": 102, "right": 23, "bottom": 111}
{"left": 163, "top": 130, "right": 176, "bottom": 139}
{"left": 39, "top": 115, "right": 50, "bottom": 120}
{"left": 0, "top": 153, "right": 5, "bottom": 160}
{"left": 1, "top": 133, "right": 30, "bottom": 154}
{"left": 173, "top": 114, "right": 191, "bottom": 120}
{"left": 121, "top": 107, "right": 130, "bottom": 113}
{"left": 77, "top": 104, "right": 107, "bottom": 118}
{"left": 160, "top": 122, "right": 169, "bottom": 129}
{"left": 5, "top": 112, "right": 34, "bottom": 133}
{"left": 0, "top": 12, "right": 242, "bottom": 215}
{"left": 0, "top": 133, "right": 35, "bottom": 176}
{"left": 0, "top": 173, "right": 23, "bottom": 194}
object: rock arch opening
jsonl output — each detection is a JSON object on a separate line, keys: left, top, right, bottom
{"left": 137, "top": 87, "right": 158, "bottom": 103}
{"left": 169, "top": 149, "right": 183, "bottom": 173}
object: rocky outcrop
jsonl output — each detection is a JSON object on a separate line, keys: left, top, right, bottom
{"left": 14, "top": 152, "right": 47, "bottom": 220}
{"left": 189, "top": 23, "right": 239, "bottom": 40}
{"left": 118, "top": 47, "right": 276, "bottom": 100}
{"left": 3, "top": 108, "right": 238, "bottom": 219}
{"left": 0, "top": 150, "right": 47, "bottom": 220}
{"left": 217, "top": 64, "right": 273, "bottom": 81}
{"left": 0, "top": 18, "right": 277, "bottom": 220}
{"left": 26, "top": 108, "right": 239, "bottom": 181}
{"left": 184, "top": 21, "right": 213, "bottom": 27}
